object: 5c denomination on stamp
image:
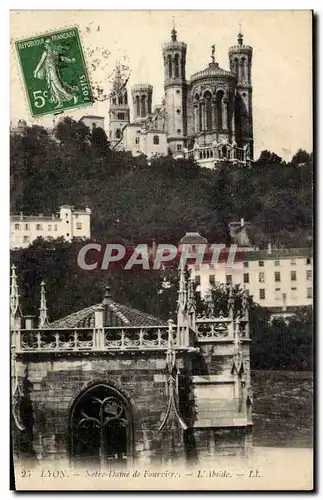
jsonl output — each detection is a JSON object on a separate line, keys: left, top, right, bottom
{"left": 15, "top": 27, "right": 93, "bottom": 117}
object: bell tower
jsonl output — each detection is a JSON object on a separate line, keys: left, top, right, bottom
{"left": 229, "top": 29, "right": 254, "bottom": 159}
{"left": 162, "top": 26, "right": 187, "bottom": 155}
{"left": 109, "top": 64, "right": 130, "bottom": 149}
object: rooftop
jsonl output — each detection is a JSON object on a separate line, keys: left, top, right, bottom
{"left": 50, "top": 287, "right": 166, "bottom": 329}
{"left": 191, "top": 62, "right": 236, "bottom": 83}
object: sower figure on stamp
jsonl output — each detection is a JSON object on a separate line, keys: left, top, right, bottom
{"left": 33, "top": 38, "right": 79, "bottom": 109}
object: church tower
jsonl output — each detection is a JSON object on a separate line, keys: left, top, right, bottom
{"left": 109, "top": 64, "right": 130, "bottom": 149}
{"left": 162, "top": 27, "right": 187, "bottom": 155}
{"left": 229, "top": 30, "right": 254, "bottom": 159}
{"left": 131, "top": 84, "right": 153, "bottom": 122}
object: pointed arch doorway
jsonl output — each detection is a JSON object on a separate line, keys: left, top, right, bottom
{"left": 69, "top": 383, "right": 134, "bottom": 465}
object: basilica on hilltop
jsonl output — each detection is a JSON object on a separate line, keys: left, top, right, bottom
{"left": 109, "top": 27, "right": 254, "bottom": 168}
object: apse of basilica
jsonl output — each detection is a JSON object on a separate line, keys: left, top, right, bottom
{"left": 109, "top": 28, "right": 254, "bottom": 168}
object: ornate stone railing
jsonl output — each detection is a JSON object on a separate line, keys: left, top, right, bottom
{"left": 104, "top": 326, "right": 174, "bottom": 350}
{"left": 195, "top": 314, "right": 249, "bottom": 342}
{"left": 14, "top": 325, "right": 183, "bottom": 354}
{"left": 13, "top": 317, "right": 249, "bottom": 352}
{"left": 18, "top": 328, "right": 94, "bottom": 352}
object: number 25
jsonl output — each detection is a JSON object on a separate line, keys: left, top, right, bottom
{"left": 33, "top": 90, "right": 47, "bottom": 108}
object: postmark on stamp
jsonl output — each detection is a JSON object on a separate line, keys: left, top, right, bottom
{"left": 15, "top": 27, "right": 93, "bottom": 117}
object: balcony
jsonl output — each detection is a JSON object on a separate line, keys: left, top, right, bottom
{"left": 184, "top": 143, "right": 248, "bottom": 167}
{"left": 14, "top": 325, "right": 182, "bottom": 354}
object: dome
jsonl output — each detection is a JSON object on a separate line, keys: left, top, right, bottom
{"left": 180, "top": 232, "right": 208, "bottom": 245}
{"left": 190, "top": 62, "right": 236, "bottom": 84}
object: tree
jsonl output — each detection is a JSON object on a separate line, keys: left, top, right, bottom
{"left": 256, "top": 150, "right": 283, "bottom": 165}
{"left": 290, "top": 149, "right": 312, "bottom": 166}
{"left": 54, "top": 116, "right": 92, "bottom": 146}
{"left": 199, "top": 282, "right": 312, "bottom": 371}
{"left": 10, "top": 118, "right": 313, "bottom": 249}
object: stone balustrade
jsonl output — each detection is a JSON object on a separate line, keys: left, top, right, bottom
{"left": 14, "top": 325, "right": 180, "bottom": 354}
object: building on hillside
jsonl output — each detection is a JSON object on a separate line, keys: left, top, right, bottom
{"left": 109, "top": 27, "right": 254, "bottom": 168}
{"left": 11, "top": 266, "right": 252, "bottom": 465}
{"left": 180, "top": 232, "right": 313, "bottom": 318}
{"left": 10, "top": 205, "right": 91, "bottom": 249}
{"left": 79, "top": 115, "right": 105, "bottom": 131}
{"left": 229, "top": 218, "right": 253, "bottom": 248}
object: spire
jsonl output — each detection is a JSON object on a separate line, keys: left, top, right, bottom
{"left": 238, "top": 23, "right": 243, "bottom": 45}
{"left": 171, "top": 18, "right": 177, "bottom": 42}
{"left": 38, "top": 281, "right": 49, "bottom": 329}
{"left": 112, "top": 62, "right": 122, "bottom": 93}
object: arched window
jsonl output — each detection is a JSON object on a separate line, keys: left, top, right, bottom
{"left": 124, "top": 92, "right": 128, "bottom": 105}
{"left": 234, "top": 58, "right": 239, "bottom": 76}
{"left": 153, "top": 135, "right": 159, "bottom": 145}
{"left": 167, "top": 54, "right": 172, "bottom": 78}
{"left": 118, "top": 95, "right": 123, "bottom": 105}
{"left": 204, "top": 91, "right": 213, "bottom": 130}
{"left": 241, "top": 57, "right": 246, "bottom": 81}
{"left": 116, "top": 129, "right": 121, "bottom": 139}
{"left": 135, "top": 95, "right": 140, "bottom": 116}
{"left": 112, "top": 97, "right": 116, "bottom": 105}
{"left": 174, "top": 54, "right": 180, "bottom": 78}
{"left": 141, "top": 95, "right": 146, "bottom": 117}
{"left": 216, "top": 90, "right": 224, "bottom": 130}
{"left": 69, "top": 383, "right": 133, "bottom": 464}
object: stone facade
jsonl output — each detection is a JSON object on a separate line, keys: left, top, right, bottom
{"left": 11, "top": 265, "right": 253, "bottom": 466}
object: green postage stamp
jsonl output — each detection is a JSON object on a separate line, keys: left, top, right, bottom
{"left": 15, "top": 27, "right": 93, "bottom": 117}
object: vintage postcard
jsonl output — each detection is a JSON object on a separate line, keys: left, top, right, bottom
{"left": 10, "top": 10, "right": 313, "bottom": 491}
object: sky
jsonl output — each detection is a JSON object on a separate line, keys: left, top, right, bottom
{"left": 10, "top": 10, "right": 312, "bottom": 161}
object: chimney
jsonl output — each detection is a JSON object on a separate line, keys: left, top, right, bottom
{"left": 20, "top": 212, "right": 23, "bottom": 221}
{"left": 267, "top": 242, "right": 272, "bottom": 254}
{"left": 25, "top": 315, "right": 35, "bottom": 330}
{"left": 95, "top": 305, "right": 104, "bottom": 328}
{"left": 52, "top": 213, "right": 55, "bottom": 220}
{"left": 240, "top": 218, "right": 245, "bottom": 227}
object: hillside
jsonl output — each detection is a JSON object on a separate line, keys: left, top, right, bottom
{"left": 10, "top": 117, "right": 313, "bottom": 248}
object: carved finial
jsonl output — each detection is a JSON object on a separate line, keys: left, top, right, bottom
{"left": 177, "top": 264, "right": 187, "bottom": 313}
{"left": 187, "top": 277, "right": 196, "bottom": 312}
{"left": 167, "top": 318, "right": 175, "bottom": 351}
{"left": 242, "top": 286, "right": 248, "bottom": 311}
{"left": 228, "top": 285, "right": 234, "bottom": 318}
{"left": 10, "top": 265, "right": 19, "bottom": 316}
{"left": 38, "top": 280, "right": 49, "bottom": 328}
{"left": 238, "top": 24, "right": 243, "bottom": 45}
